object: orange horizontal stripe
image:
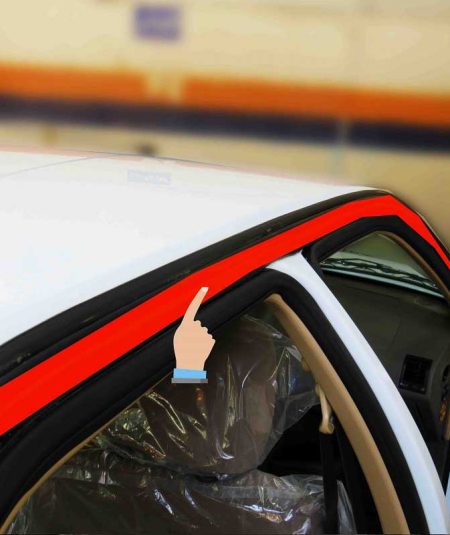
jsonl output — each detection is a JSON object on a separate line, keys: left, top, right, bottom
{"left": 185, "top": 78, "right": 450, "bottom": 128}
{"left": 0, "top": 63, "right": 149, "bottom": 104}
{"left": 0, "top": 62, "right": 449, "bottom": 128}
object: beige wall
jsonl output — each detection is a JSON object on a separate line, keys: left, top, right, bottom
{"left": 0, "top": 0, "right": 449, "bottom": 94}
{"left": 0, "top": 1, "right": 448, "bottom": 244}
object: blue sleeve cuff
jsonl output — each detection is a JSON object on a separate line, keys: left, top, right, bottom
{"left": 172, "top": 368, "right": 207, "bottom": 380}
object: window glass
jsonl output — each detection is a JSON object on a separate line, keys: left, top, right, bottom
{"left": 321, "top": 233, "right": 442, "bottom": 298}
{"left": 7, "top": 302, "right": 357, "bottom": 535}
{"left": 320, "top": 232, "right": 450, "bottom": 486}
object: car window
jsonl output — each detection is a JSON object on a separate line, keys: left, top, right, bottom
{"left": 320, "top": 232, "right": 450, "bottom": 487}
{"left": 6, "top": 302, "right": 358, "bottom": 535}
{"left": 321, "top": 233, "right": 442, "bottom": 298}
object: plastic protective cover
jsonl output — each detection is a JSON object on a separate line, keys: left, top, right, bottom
{"left": 8, "top": 314, "right": 356, "bottom": 534}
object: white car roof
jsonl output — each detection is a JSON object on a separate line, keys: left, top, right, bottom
{"left": 0, "top": 148, "right": 367, "bottom": 345}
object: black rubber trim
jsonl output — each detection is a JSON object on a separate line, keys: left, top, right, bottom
{"left": 390, "top": 195, "right": 450, "bottom": 262}
{"left": 0, "top": 270, "right": 429, "bottom": 533}
{"left": 0, "top": 189, "right": 385, "bottom": 384}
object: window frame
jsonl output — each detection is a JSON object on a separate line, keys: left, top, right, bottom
{"left": 2, "top": 193, "right": 447, "bottom": 533}
{"left": 303, "top": 215, "right": 450, "bottom": 494}
{"left": 0, "top": 269, "right": 429, "bottom": 534}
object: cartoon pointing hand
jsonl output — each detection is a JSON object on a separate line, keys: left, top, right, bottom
{"left": 172, "top": 287, "right": 215, "bottom": 383}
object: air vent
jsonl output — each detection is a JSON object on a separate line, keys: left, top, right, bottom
{"left": 399, "top": 355, "right": 432, "bottom": 394}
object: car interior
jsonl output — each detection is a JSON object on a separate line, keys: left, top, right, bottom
{"left": 318, "top": 232, "right": 450, "bottom": 486}
{"left": 3, "top": 291, "right": 412, "bottom": 535}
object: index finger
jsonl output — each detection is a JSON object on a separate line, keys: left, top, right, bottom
{"left": 183, "top": 286, "right": 209, "bottom": 322}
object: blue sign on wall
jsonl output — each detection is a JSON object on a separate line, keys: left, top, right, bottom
{"left": 134, "top": 5, "right": 182, "bottom": 41}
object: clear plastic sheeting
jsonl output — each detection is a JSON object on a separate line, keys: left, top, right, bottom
{"left": 10, "top": 447, "right": 355, "bottom": 535}
{"left": 8, "top": 314, "right": 356, "bottom": 534}
{"left": 94, "top": 315, "right": 318, "bottom": 476}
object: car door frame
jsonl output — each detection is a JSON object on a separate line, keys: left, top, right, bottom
{"left": 1, "top": 192, "right": 449, "bottom": 534}
{"left": 0, "top": 268, "right": 433, "bottom": 534}
{"left": 304, "top": 216, "right": 450, "bottom": 481}
{"left": 298, "top": 214, "right": 450, "bottom": 532}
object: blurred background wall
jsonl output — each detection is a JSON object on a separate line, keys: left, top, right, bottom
{"left": 0, "top": 0, "right": 449, "bottom": 243}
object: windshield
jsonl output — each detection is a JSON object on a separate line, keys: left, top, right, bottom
{"left": 321, "top": 233, "right": 443, "bottom": 298}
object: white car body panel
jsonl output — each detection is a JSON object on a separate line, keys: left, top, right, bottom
{"left": 0, "top": 149, "right": 365, "bottom": 346}
{"left": 269, "top": 253, "right": 450, "bottom": 534}
{"left": 1, "top": 148, "right": 449, "bottom": 528}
